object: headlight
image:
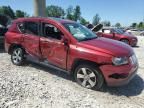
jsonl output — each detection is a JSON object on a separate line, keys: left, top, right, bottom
{"left": 112, "top": 57, "right": 128, "bottom": 66}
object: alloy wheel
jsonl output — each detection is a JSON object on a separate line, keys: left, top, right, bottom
{"left": 76, "top": 68, "right": 97, "bottom": 88}
{"left": 12, "top": 48, "right": 23, "bottom": 64}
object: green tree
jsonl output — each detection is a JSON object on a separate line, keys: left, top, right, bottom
{"left": 115, "top": 22, "right": 121, "bottom": 28}
{"left": 46, "top": 5, "right": 65, "bottom": 18}
{"left": 102, "top": 21, "right": 111, "bottom": 27}
{"left": 15, "top": 10, "right": 28, "bottom": 18}
{"left": 0, "top": 14, "right": 9, "bottom": 27}
{"left": 66, "top": 6, "right": 74, "bottom": 20}
{"left": 0, "top": 6, "right": 15, "bottom": 19}
{"left": 73, "top": 5, "right": 81, "bottom": 21}
{"left": 24, "top": 13, "right": 29, "bottom": 17}
{"left": 92, "top": 14, "right": 101, "bottom": 26}
{"left": 137, "top": 22, "right": 143, "bottom": 29}
{"left": 131, "top": 23, "right": 137, "bottom": 28}
{"left": 80, "top": 17, "right": 89, "bottom": 25}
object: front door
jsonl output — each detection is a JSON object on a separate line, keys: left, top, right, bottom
{"left": 40, "top": 22, "right": 68, "bottom": 69}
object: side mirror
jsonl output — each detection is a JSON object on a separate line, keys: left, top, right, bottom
{"left": 56, "top": 31, "right": 64, "bottom": 40}
{"left": 62, "top": 37, "right": 69, "bottom": 46}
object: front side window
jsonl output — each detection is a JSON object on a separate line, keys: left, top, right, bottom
{"left": 25, "top": 22, "right": 39, "bottom": 35}
{"left": 42, "top": 23, "right": 62, "bottom": 40}
{"left": 63, "top": 23, "right": 97, "bottom": 41}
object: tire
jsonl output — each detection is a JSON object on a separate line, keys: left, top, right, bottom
{"left": 120, "top": 39, "right": 129, "bottom": 45}
{"left": 74, "top": 64, "right": 104, "bottom": 90}
{"left": 11, "top": 47, "right": 25, "bottom": 66}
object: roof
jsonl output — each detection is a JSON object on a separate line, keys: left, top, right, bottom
{"left": 48, "top": 17, "right": 74, "bottom": 23}
{"left": 14, "top": 17, "right": 75, "bottom": 24}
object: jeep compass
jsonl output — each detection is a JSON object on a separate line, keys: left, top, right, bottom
{"left": 5, "top": 17, "right": 138, "bottom": 90}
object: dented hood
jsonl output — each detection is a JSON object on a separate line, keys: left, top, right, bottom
{"left": 79, "top": 37, "right": 134, "bottom": 57}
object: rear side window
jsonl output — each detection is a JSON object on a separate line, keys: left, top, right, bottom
{"left": 25, "top": 22, "right": 39, "bottom": 35}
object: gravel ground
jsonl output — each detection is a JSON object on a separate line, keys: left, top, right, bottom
{"left": 0, "top": 37, "right": 144, "bottom": 108}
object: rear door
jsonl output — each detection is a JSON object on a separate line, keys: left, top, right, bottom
{"left": 22, "top": 20, "right": 41, "bottom": 58}
{"left": 40, "top": 22, "right": 68, "bottom": 69}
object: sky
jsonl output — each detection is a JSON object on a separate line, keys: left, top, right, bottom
{"left": 0, "top": 0, "right": 144, "bottom": 26}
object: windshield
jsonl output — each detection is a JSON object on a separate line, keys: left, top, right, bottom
{"left": 62, "top": 23, "right": 97, "bottom": 41}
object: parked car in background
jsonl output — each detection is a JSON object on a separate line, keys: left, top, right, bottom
{"left": 0, "top": 24, "right": 8, "bottom": 46}
{"left": 126, "top": 29, "right": 138, "bottom": 34}
{"left": 0, "top": 14, "right": 10, "bottom": 46}
{"left": 5, "top": 17, "right": 138, "bottom": 90}
{"left": 126, "top": 29, "right": 144, "bottom": 36}
{"left": 140, "top": 31, "right": 144, "bottom": 36}
{"left": 94, "top": 25, "right": 138, "bottom": 47}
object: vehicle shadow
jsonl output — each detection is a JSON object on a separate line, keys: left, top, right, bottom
{"left": 27, "top": 61, "right": 73, "bottom": 81}
{"left": 26, "top": 61, "right": 144, "bottom": 97}
{"left": 102, "top": 75, "right": 144, "bottom": 97}
{"left": 133, "top": 45, "right": 140, "bottom": 48}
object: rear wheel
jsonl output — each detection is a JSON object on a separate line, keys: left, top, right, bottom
{"left": 120, "top": 39, "right": 129, "bottom": 45}
{"left": 11, "top": 47, "right": 25, "bottom": 66}
{"left": 74, "top": 64, "right": 104, "bottom": 90}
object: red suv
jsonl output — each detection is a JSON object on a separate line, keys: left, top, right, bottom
{"left": 5, "top": 17, "right": 138, "bottom": 90}
{"left": 96, "top": 27, "right": 138, "bottom": 47}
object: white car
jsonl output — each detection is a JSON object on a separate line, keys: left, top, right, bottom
{"left": 140, "top": 31, "right": 144, "bottom": 36}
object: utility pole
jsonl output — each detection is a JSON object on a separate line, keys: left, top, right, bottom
{"left": 34, "top": 0, "right": 46, "bottom": 17}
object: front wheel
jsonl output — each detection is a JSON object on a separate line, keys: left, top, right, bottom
{"left": 74, "top": 64, "right": 104, "bottom": 90}
{"left": 11, "top": 47, "right": 25, "bottom": 66}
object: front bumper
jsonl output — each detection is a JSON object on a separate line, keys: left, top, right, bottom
{"left": 100, "top": 62, "right": 138, "bottom": 86}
